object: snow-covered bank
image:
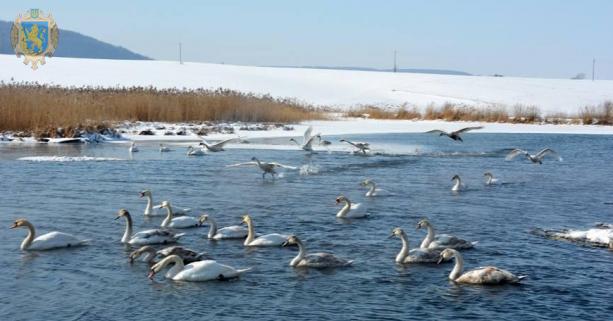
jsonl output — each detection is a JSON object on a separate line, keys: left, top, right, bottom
{"left": 2, "top": 55, "right": 613, "bottom": 115}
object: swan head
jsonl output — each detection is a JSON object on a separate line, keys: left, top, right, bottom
{"left": 438, "top": 248, "right": 456, "bottom": 264}
{"left": 240, "top": 214, "right": 252, "bottom": 225}
{"left": 114, "top": 209, "right": 131, "bottom": 220}
{"left": 483, "top": 172, "right": 493, "bottom": 178}
{"left": 160, "top": 201, "right": 170, "bottom": 208}
{"left": 251, "top": 156, "right": 258, "bottom": 161}
{"left": 282, "top": 235, "right": 298, "bottom": 247}
{"left": 139, "top": 189, "right": 152, "bottom": 198}
{"left": 389, "top": 227, "right": 405, "bottom": 239}
{"left": 416, "top": 218, "right": 431, "bottom": 230}
{"left": 360, "top": 179, "right": 372, "bottom": 186}
{"left": 335, "top": 195, "right": 348, "bottom": 204}
{"left": 451, "top": 174, "right": 460, "bottom": 181}
{"left": 9, "top": 218, "right": 29, "bottom": 229}
{"left": 198, "top": 214, "right": 209, "bottom": 224}
{"left": 129, "top": 246, "right": 156, "bottom": 264}
{"left": 339, "top": 139, "right": 347, "bottom": 142}
{"left": 289, "top": 138, "right": 297, "bottom": 143}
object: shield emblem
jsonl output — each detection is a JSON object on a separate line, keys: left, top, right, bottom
{"left": 20, "top": 21, "right": 49, "bottom": 54}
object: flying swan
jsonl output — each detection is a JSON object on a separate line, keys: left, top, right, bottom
{"left": 226, "top": 157, "right": 297, "bottom": 179}
{"left": 339, "top": 139, "right": 370, "bottom": 154}
{"left": 425, "top": 126, "right": 483, "bottom": 142}
{"left": 199, "top": 137, "right": 237, "bottom": 152}
{"left": 505, "top": 148, "right": 560, "bottom": 164}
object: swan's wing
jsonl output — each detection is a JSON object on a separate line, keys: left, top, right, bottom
{"left": 304, "top": 253, "right": 352, "bottom": 267}
{"left": 303, "top": 135, "right": 318, "bottom": 149}
{"left": 425, "top": 129, "right": 446, "bottom": 135}
{"left": 269, "top": 162, "right": 297, "bottom": 170}
{"left": 350, "top": 203, "right": 361, "bottom": 210}
{"left": 226, "top": 161, "right": 258, "bottom": 168}
{"left": 303, "top": 126, "right": 313, "bottom": 143}
{"left": 453, "top": 126, "right": 484, "bottom": 134}
{"left": 535, "top": 148, "right": 559, "bottom": 160}
{"left": 505, "top": 149, "right": 527, "bottom": 160}
{"left": 213, "top": 138, "right": 237, "bottom": 148}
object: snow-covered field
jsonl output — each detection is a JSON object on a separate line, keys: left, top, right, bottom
{"left": 2, "top": 55, "right": 613, "bottom": 115}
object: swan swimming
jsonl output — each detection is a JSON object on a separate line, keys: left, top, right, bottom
{"left": 199, "top": 137, "right": 236, "bottom": 152}
{"left": 129, "top": 142, "right": 139, "bottom": 153}
{"left": 226, "top": 157, "right": 297, "bottom": 179}
{"left": 438, "top": 248, "right": 525, "bottom": 285}
{"left": 241, "top": 214, "right": 290, "bottom": 246}
{"left": 335, "top": 195, "right": 367, "bottom": 219}
{"left": 425, "top": 126, "right": 483, "bottom": 142}
{"left": 282, "top": 235, "right": 353, "bottom": 268}
{"left": 360, "top": 179, "right": 385, "bottom": 197}
{"left": 186, "top": 145, "right": 206, "bottom": 156}
{"left": 451, "top": 174, "right": 465, "bottom": 192}
{"left": 115, "top": 209, "right": 184, "bottom": 245}
{"left": 289, "top": 126, "right": 318, "bottom": 151}
{"left": 416, "top": 218, "right": 476, "bottom": 250}
{"left": 139, "top": 189, "right": 191, "bottom": 216}
{"left": 339, "top": 139, "right": 370, "bottom": 154}
{"left": 148, "top": 255, "right": 251, "bottom": 282}
{"left": 505, "top": 148, "right": 560, "bottom": 164}
{"left": 389, "top": 227, "right": 446, "bottom": 264}
{"left": 160, "top": 201, "right": 204, "bottom": 229}
{"left": 484, "top": 172, "right": 499, "bottom": 185}
{"left": 129, "top": 245, "right": 209, "bottom": 264}
{"left": 200, "top": 214, "right": 248, "bottom": 240}
{"left": 159, "top": 144, "right": 172, "bottom": 152}
{"left": 10, "top": 219, "right": 89, "bottom": 251}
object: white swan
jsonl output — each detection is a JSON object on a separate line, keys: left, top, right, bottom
{"left": 160, "top": 201, "right": 204, "bottom": 229}
{"left": 148, "top": 255, "right": 251, "bottom": 282}
{"left": 226, "top": 157, "right": 297, "bottom": 179}
{"left": 115, "top": 209, "right": 184, "bottom": 245}
{"left": 10, "top": 219, "right": 89, "bottom": 251}
{"left": 187, "top": 145, "right": 206, "bottom": 156}
{"left": 288, "top": 126, "right": 317, "bottom": 152}
{"left": 199, "top": 137, "right": 236, "bottom": 152}
{"left": 200, "top": 215, "right": 248, "bottom": 240}
{"left": 129, "top": 142, "right": 139, "bottom": 153}
{"left": 389, "top": 227, "right": 444, "bottom": 264}
{"left": 129, "top": 245, "right": 209, "bottom": 264}
{"left": 139, "top": 189, "right": 191, "bottom": 216}
{"left": 451, "top": 174, "right": 465, "bottom": 192}
{"left": 425, "top": 126, "right": 483, "bottom": 142}
{"left": 282, "top": 235, "right": 353, "bottom": 268}
{"left": 241, "top": 214, "right": 290, "bottom": 246}
{"left": 417, "top": 218, "right": 476, "bottom": 250}
{"left": 159, "top": 144, "right": 172, "bottom": 152}
{"left": 438, "top": 249, "right": 525, "bottom": 284}
{"left": 339, "top": 139, "right": 370, "bottom": 154}
{"left": 360, "top": 179, "right": 386, "bottom": 197}
{"left": 335, "top": 195, "right": 367, "bottom": 218}
{"left": 484, "top": 172, "right": 499, "bottom": 185}
{"left": 506, "top": 148, "right": 560, "bottom": 164}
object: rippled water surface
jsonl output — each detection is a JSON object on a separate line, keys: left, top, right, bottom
{"left": 1, "top": 133, "right": 612, "bottom": 321}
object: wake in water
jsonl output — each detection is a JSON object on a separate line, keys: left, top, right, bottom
{"left": 299, "top": 164, "right": 320, "bottom": 176}
{"left": 19, "top": 156, "right": 124, "bottom": 162}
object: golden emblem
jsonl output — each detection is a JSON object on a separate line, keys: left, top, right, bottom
{"left": 10, "top": 9, "right": 59, "bottom": 70}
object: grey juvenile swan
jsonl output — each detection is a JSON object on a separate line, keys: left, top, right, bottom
{"left": 282, "top": 235, "right": 353, "bottom": 268}
{"left": 438, "top": 248, "right": 525, "bottom": 285}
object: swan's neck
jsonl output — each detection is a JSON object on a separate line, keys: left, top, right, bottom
{"left": 144, "top": 195, "right": 153, "bottom": 215}
{"left": 449, "top": 250, "right": 464, "bottom": 281}
{"left": 337, "top": 199, "right": 351, "bottom": 218}
{"left": 367, "top": 182, "right": 376, "bottom": 196}
{"left": 420, "top": 224, "right": 435, "bottom": 248}
{"left": 207, "top": 217, "right": 218, "bottom": 239}
{"left": 162, "top": 256, "right": 185, "bottom": 279}
{"left": 290, "top": 238, "right": 307, "bottom": 266}
{"left": 20, "top": 222, "right": 36, "bottom": 250}
{"left": 485, "top": 176, "right": 492, "bottom": 185}
{"left": 396, "top": 233, "right": 410, "bottom": 263}
{"left": 291, "top": 139, "right": 300, "bottom": 146}
{"left": 244, "top": 220, "right": 255, "bottom": 245}
{"left": 142, "top": 248, "right": 157, "bottom": 263}
{"left": 452, "top": 178, "right": 461, "bottom": 190}
{"left": 161, "top": 206, "right": 174, "bottom": 227}
{"left": 122, "top": 214, "right": 133, "bottom": 243}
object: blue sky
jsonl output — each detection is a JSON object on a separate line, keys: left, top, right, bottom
{"left": 2, "top": 0, "right": 612, "bottom": 79}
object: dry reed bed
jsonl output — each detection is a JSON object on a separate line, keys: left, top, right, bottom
{"left": 0, "top": 83, "right": 324, "bottom": 135}
{"left": 346, "top": 101, "right": 613, "bottom": 125}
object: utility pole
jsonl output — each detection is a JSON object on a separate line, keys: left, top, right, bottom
{"left": 393, "top": 50, "right": 397, "bottom": 73}
{"left": 592, "top": 58, "right": 595, "bottom": 81}
{"left": 179, "top": 42, "right": 183, "bottom": 64}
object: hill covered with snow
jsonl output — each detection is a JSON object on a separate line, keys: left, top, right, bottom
{"left": 1, "top": 55, "right": 612, "bottom": 115}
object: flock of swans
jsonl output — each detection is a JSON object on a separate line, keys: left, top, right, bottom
{"left": 11, "top": 125, "right": 582, "bottom": 286}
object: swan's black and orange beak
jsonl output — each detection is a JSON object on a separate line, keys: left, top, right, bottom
{"left": 437, "top": 256, "right": 444, "bottom": 264}
{"left": 281, "top": 241, "right": 289, "bottom": 247}
{"left": 387, "top": 233, "right": 395, "bottom": 239}
{"left": 147, "top": 270, "right": 156, "bottom": 280}
{"left": 139, "top": 192, "right": 145, "bottom": 198}
{"left": 114, "top": 214, "right": 122, "bottom": 220}
{"left": 9, "top": 222, "right": 18, "bottom": 229}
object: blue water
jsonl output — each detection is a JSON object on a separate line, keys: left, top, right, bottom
{"left": 1, "top": 133, "right": 612, "bottom": 321}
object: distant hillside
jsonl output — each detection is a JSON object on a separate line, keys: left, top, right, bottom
{"left": 272, "top": 65, "right": 471, "bottom": 76}
{"left": 0, "top": 20, "right": 150, "bottom": 60}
